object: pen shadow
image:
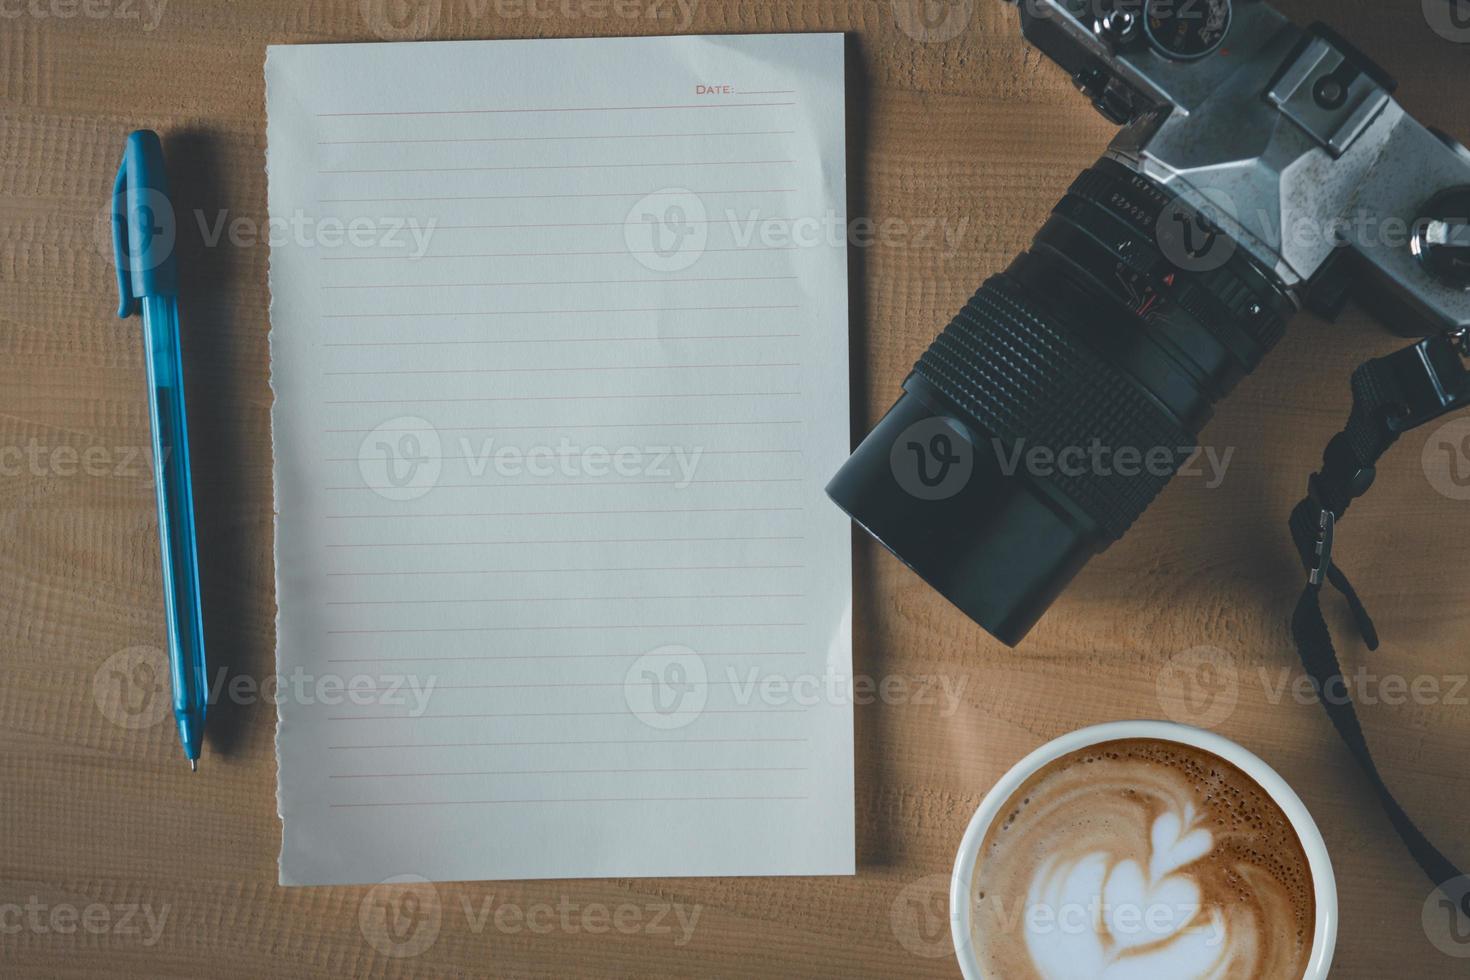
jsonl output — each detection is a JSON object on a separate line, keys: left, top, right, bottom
{"left": 840, "top": 35, "right": 896, "bottom": 872}
{"left": 165, "top": 127, "right": 271, "bottom": 761}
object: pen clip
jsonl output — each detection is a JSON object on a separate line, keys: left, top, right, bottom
{"left": 111, "top": 162, "right": 135, "bottom": 319}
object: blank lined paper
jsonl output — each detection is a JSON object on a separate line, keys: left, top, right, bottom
{"left": 266, "top": 34, "right": 852, "bottom": 886}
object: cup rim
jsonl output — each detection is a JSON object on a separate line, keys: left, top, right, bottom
{"left": 948, "top": 720, "right": 1337, "bottom": 980}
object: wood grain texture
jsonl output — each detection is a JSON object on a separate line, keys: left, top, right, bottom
{"left": 2, "top": 0, "right": 1468, "bottom": 976}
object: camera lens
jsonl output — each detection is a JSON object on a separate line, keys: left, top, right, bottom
{"left": 827, "top": 159, "right": 1297, "bottom": 645}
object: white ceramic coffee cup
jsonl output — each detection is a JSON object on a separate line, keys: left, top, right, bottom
{"left": 949, "top": 720, "right": 1337, "bottom": 980}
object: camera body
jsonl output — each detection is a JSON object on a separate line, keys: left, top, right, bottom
{"left": 828, "top": 0, "right": 1470, "bottom": 645}
{"left": 1021, "top": 0, "right": 1470, "bottom": 325}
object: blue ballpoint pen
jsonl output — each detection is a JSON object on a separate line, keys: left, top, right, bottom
{"left": 111, "top": 130, "right": 208, "bottom": 771}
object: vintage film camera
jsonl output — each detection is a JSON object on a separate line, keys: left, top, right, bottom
{"left": 830, "top": 0, "right": 1470, "bottom": 645}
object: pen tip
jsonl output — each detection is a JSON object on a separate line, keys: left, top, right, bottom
{"left": 190, "top": 758, "right": 198, "bottom": 773}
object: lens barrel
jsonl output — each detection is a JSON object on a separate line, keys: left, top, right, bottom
{"left": 828, "top": 158, "right": 1297, "bottom": 646}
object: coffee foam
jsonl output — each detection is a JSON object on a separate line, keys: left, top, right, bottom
{"left": 969, "top": 739, "right": 1315, "bottom": 980}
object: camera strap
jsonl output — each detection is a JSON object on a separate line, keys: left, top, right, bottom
{"left": 1289, "top": 328, "right": 1470, "bottom": 899}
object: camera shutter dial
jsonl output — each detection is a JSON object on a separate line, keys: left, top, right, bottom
{"left": 1143, "top": 0, "right": 1232, "bottom": 60}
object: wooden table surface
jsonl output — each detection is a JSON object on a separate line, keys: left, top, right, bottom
{"left": 4, "top": 0, "right": 1470, "bottom": 976}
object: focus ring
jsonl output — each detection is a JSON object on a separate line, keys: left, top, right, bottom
{"left": 1064, "top": 162, "right": 1291, "bottom": 363}
{"left": 914, "top": 275, "right": 1192, "bottom": 540}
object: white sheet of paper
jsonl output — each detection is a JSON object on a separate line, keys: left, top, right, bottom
{"left": 265, "top": 33, "right": 852, "bottom": 886}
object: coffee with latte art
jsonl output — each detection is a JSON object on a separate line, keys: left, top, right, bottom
{"left": 968, "top": 739, "right": 1316, "bottom": 980}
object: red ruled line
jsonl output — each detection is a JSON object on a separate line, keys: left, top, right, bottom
{"left": 316, "top": 101, "right": 796, "bottom": 117}
{"left": 326, "top": 564, "right": 803, "bottom": 577}
{"left": 321, "top": 362, "right": 799, "bottom": 376}
{"left": 326, "top": 651, "right": 805, "bottom": 665}
{"left": 318, "top": 159, "right": 795, "bottom": 174}
{"left": 326, "top": 622, "right": 806, "bottom": 636}
{"left": 323, "top": 392, "right": 800, "bottom": 405}
{"left": 325, "top": 420, "right": 803, "bottom": 433}
{"left": 326, "top": 593, "right": 805, "bottom": 607}
{"left": 324, "top": 451, "right": 801, "bottom": 463}
{"left": 327, "top": 708, "right": 806, "bottom": 721}
{"left": 425, "top": 217, "right": 798, "bottom": 230}
{"left": 323, "top": 507, "right": 804, "bottom": 519}
{"left": 329, "top": 796, "right": 810, "bottom": 809}
{"left": 316, "top": 130, "right": 796, "bottom": 146}
{"left": 322, "top": 335, "right": 802, "bottom": 348}
{"left": 321, "top": 276, "right": 798, "bottom": 290}
{"left": 324, "top": 536, "right": 802, "bottom": 548}
{"left": 331, "top": 766, "right": 809, "bottom": 779}
{"left": 327, "top": 479, "right": 802, "bottom": 491}
{"left": 327, "top": 736, "right": 809, "bottom": 748}
{"left": 327, "top": 717, "right": 805, "bottom": 725}
{"left": 320, "top": 188, "right": 796, "bottom": 203}
{"left": 321, "top": 247, "right": 799, "bottom": 261}
{"left": 321, "top": 306, "right": 800, "bottom": 319}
